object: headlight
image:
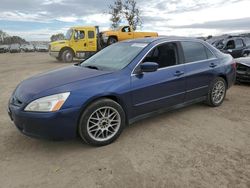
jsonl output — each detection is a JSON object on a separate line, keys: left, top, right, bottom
{"left": 24, "top": 92, "right": 70, "bottom": 112}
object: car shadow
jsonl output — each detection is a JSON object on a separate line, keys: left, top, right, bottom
{"left": 3, "top": 103, "right": 208, "bottom": 154}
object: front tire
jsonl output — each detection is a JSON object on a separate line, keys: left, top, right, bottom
{"left": 206, "top": 77, "right": 227, "bottom": 107}
{"left": 107, "top": 37, "right": 118, "bottom": 45}
{"left": 62, "top": 49, "right": 73, "bottom": 63}
{"left": 78, "top": 98, "right": 126, "bottom": 146}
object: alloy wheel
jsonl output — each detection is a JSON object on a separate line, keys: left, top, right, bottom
{"left": 211, "top": 80, "right": 225, "bottom": 104}
{"left": 87, "top": 106, "right": 121, "bottom": 142}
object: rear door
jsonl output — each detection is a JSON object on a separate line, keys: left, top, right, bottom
{"left": 131, "top": 42, "right": 186, "bottom": 116}
{"left": 180, "top": 41, "right": 217, "bottom": 101}
{"left": 86, "top": 29, "right": 97, "bottom": 52}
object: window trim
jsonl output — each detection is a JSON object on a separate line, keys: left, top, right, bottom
{"left": 131, "top": 40, "right": 217, "bottom": 76}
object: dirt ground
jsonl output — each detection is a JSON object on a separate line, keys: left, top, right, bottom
{"left": 0, "top": 52, "right": 250, "bottom": 188}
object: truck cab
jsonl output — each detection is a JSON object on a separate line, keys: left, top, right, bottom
{"left": 49, "top": 26, "right": 99, "bottom": 62}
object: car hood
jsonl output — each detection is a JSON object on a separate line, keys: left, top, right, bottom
{"left": 14, "top": 65, "right": 111, "bottom": 102}
{"left": 236, "top": 57, "right": 250, "bottom": 67}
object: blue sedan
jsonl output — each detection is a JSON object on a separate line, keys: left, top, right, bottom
{"left": 8, "top": 37, "right": 236, "bottom": 146}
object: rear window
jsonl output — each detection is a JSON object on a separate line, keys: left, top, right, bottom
{"left": 181, "top": 41, "right": 215, "bottom": 63}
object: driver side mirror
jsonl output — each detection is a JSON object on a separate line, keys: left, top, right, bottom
{"left": 140, "top": 62, "right": 159, "bottom": 73}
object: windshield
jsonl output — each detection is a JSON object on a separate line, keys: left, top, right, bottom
{"left": 81, "top": 42, "right": 148, "bottom": 71}
{"left": 65, "top": 29, "right": 73, "bottom": 40}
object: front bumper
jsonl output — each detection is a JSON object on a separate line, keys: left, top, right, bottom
{"left": 49, "top": 51, "right": 60, "bottom": 58}
{"left": 8, "top": 104, "right": 81, "bottom": 140}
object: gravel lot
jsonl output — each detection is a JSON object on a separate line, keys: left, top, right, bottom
{"left": 0, "top": 52, "right": 250, "bottom": 188}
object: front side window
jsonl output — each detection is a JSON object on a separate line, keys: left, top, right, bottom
{"left": 181, "top": 41, "right": 214, "bottom": 63}
{"left": 122, "top": 26, "right": 131, "bottom": 32}
{"left": 142, "top": 42, "right": 178, "bottom": 68}
{"left": 74, "top": 30, "right": 85, "bottom": 40}
{"left": 226, "top": 40, "right": 235, "bottom": 49}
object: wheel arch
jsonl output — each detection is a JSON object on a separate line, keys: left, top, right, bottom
{"left": 76, "top": 94, "right": 129, "bottom": 135}
{"left": 217, "top": 74, "right": 228, "bottom": 88}
{"left": 59, "top": 47, "right": 75, "bottom": 58}
{"left": 108, "top": 35, "right": 118, "bottom": 41}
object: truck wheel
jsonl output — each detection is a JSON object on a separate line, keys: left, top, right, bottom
{"left": 62, "top": 49, "right": 73, "bottom": 63}
{"left": 107, "top": 37, "right": 118, "bottom": 45}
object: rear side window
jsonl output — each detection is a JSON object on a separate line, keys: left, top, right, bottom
{"left": 88, "top": 31, "right": 95, "bottom": 39}
{"left": 181, "top": 41, "right": 215, "bottom": 63}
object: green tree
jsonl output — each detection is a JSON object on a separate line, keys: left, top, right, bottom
{"left": 50, "top": 33, "right": 65, "bottom": 42}
{"left": 108, "top": 0, "right": 142, "bottom": 30}
{"left": 123, "top": 0, "right": 142, "bottom": 30}
{"left": 0, "top": 30, "right": 8, "bottom": 44}
{"left": 109, "top": 0, "right": 123, "bottom": 29}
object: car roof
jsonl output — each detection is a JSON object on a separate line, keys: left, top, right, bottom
{"left": 124, "top": 36, "right": 203, "bottom": 44}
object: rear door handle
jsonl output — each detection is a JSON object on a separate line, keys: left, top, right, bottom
{"left": 174, "top": 71, "right": 184, "bottom": 77}
{"left": 209, "top": 63, "right": 217, "bottom": 68}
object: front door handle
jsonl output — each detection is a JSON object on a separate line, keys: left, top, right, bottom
{"left": 174, "top": 71, "right": 184, "bottom": 77}
{"left": 209, "top": 63, "right": 217, "bottom": 68}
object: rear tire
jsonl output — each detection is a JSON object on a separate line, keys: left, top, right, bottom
{"left": 62, "top": 49, "right": 73, "bottom": 63}
{"left": 78, "top": 98, "right": 126, "bottom": 146}
{"left": 206, "top": 77, "right": 227, "bottom": 107}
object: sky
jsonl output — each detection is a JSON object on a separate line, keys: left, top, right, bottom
{"left": 0, "top": 0, "right": 250, "bottom": 41}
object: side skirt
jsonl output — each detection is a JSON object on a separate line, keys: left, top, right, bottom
{"left": 128, "top": 96, "right": 207, "bottom": 125}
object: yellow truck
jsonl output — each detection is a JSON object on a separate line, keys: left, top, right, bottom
{"left": 49, "top": 25, "right": 158, "bottom": 63}
{"left": 102, "top": 25, "right": 158, "bottom": 45}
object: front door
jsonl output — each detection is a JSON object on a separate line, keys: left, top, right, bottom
{"left": 72, "top": 29, "right": 87, "bottom": 52}
{"left": 119, "top": 26, "right": 133, "bottom": 41}
{"left": 131, "top": 42, "right": 186, "bottom": 116}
